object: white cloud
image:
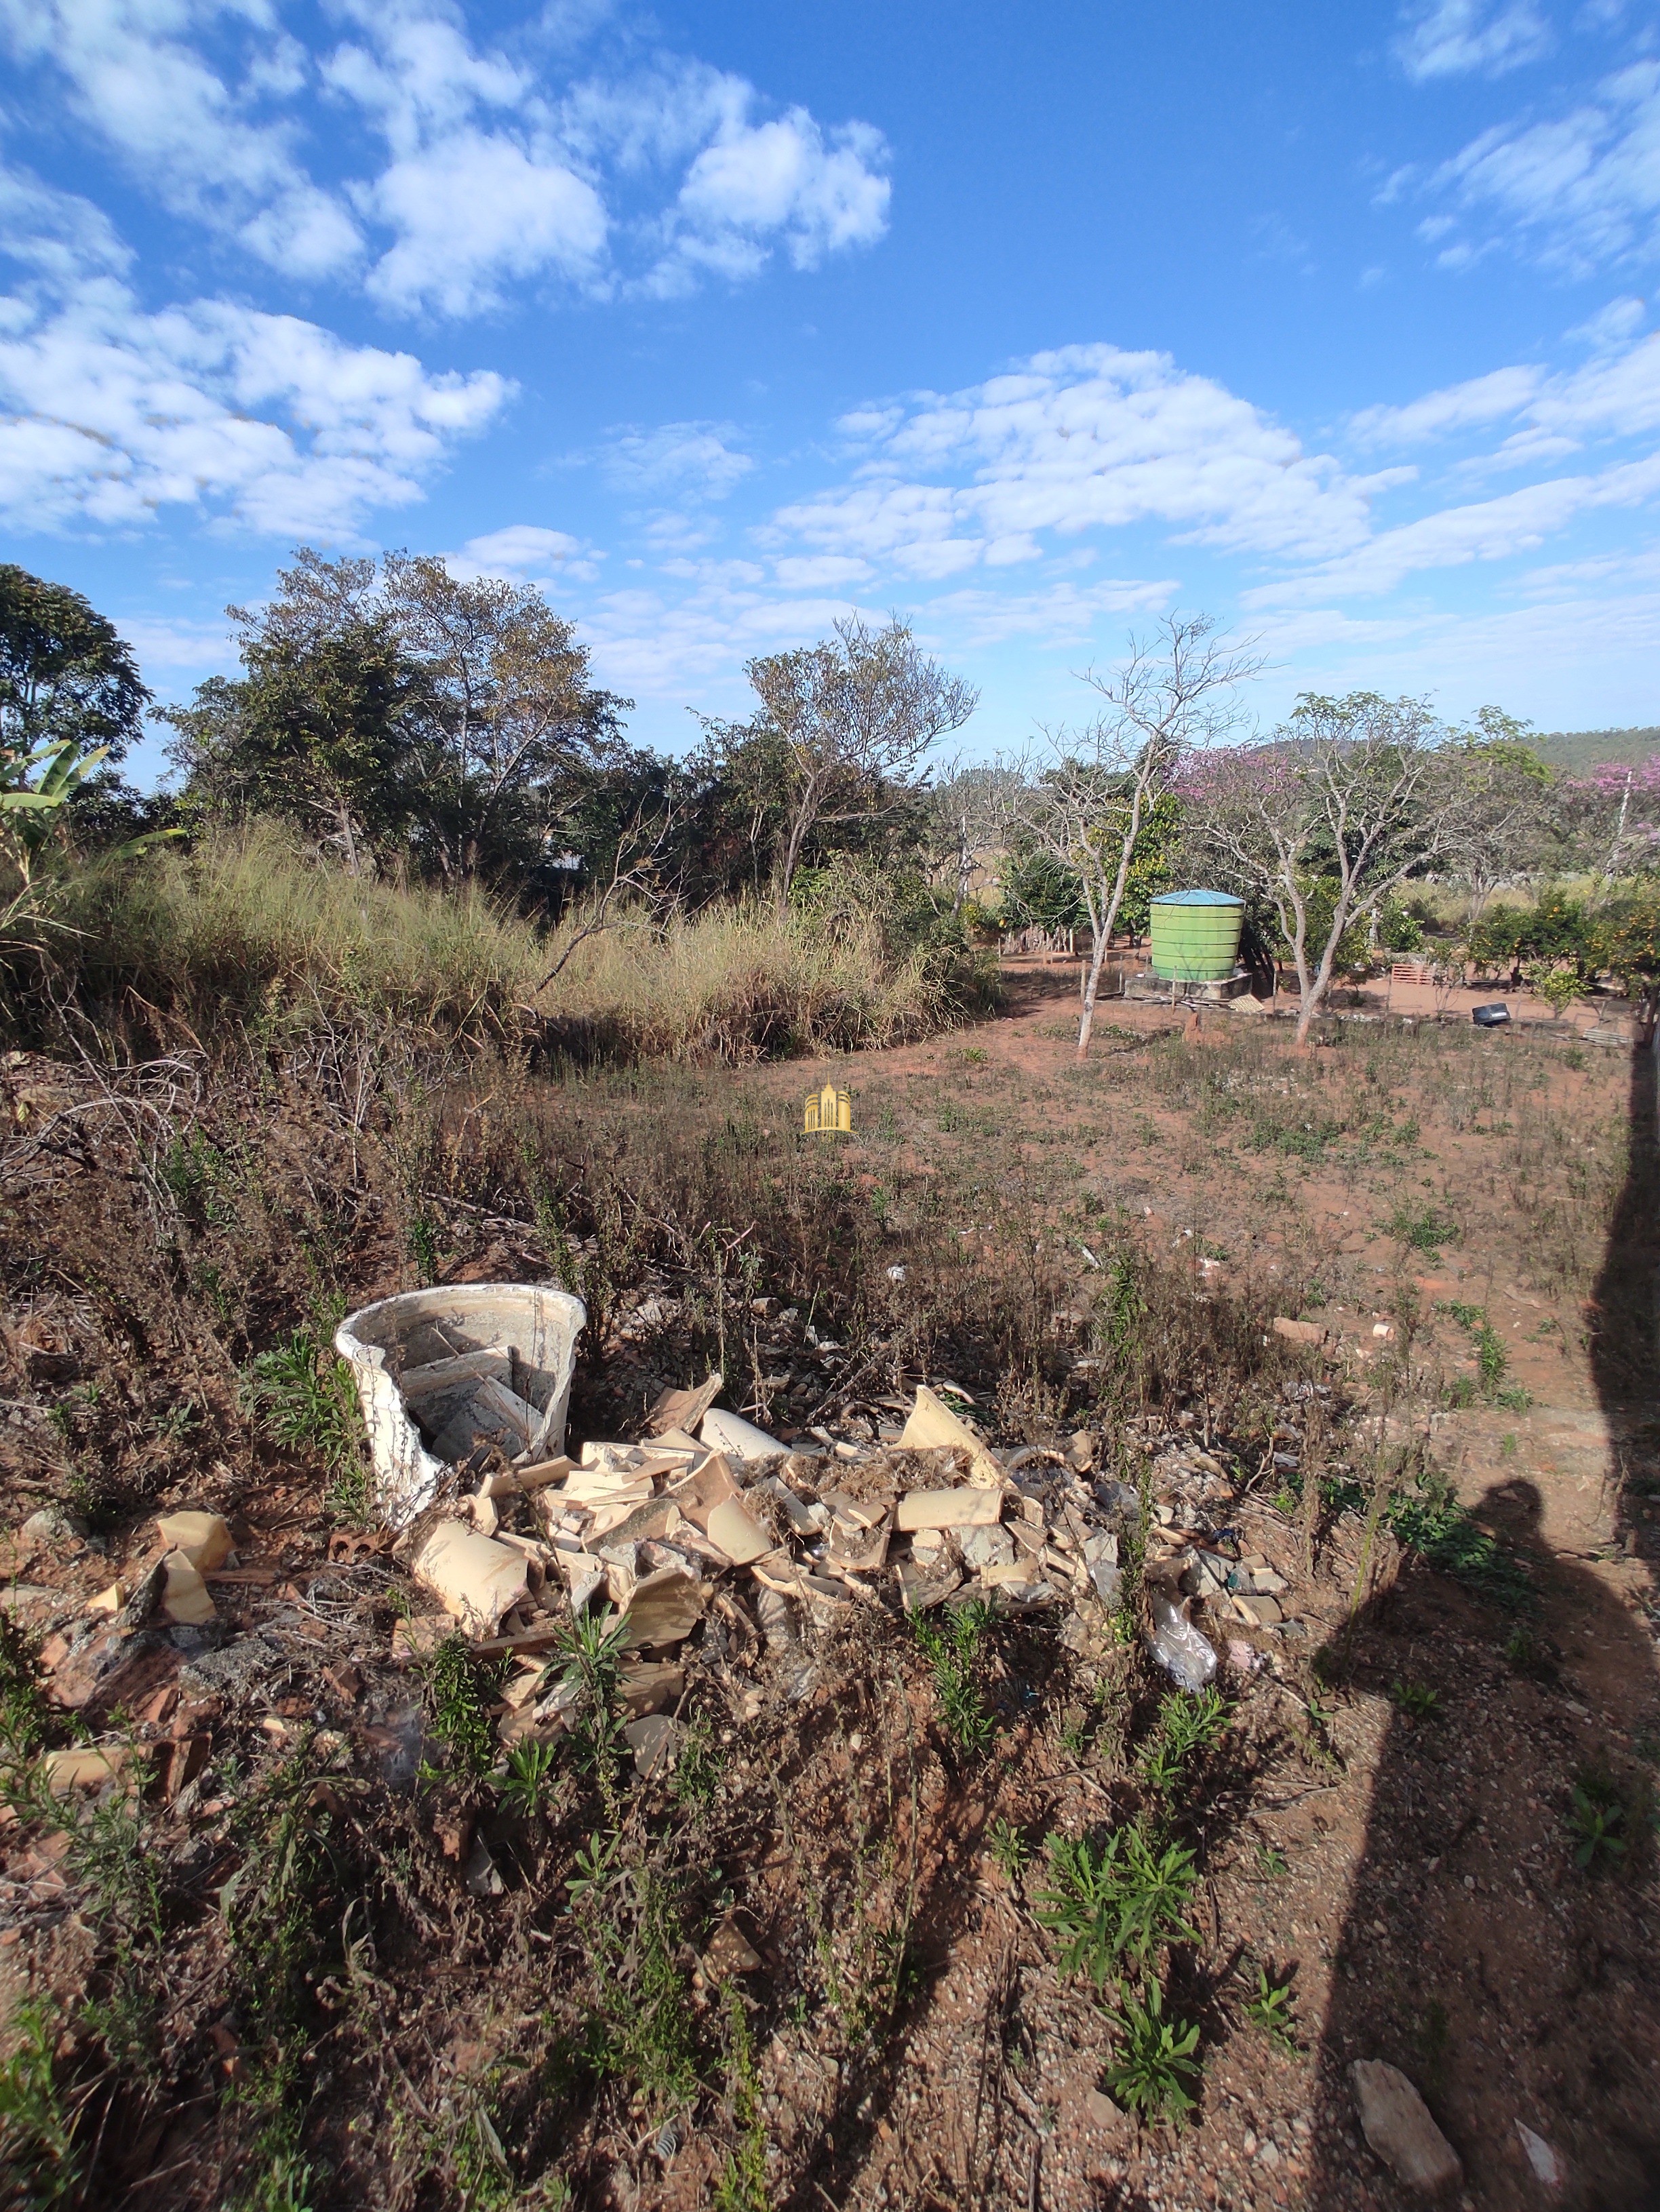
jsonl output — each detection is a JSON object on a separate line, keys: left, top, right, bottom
{"left": 595, "top": 420, "right": 753, "bottom": 497}
{"left": 456, "top": 523, "right": 599, "bottom": 582}
{"left": 0, "top": 0, "right": 363, "bottom": 280}
{"left": 764, "top": 344, "right": 1375, "bottom": 579}
{"left": 1394, "top": 1, "right": 1553, "bottom": 83}
{"left": 1349, "top": 364, "right": 1545, "bottom": 445}
{"left": 0, "top": 228, "right": 511, "bottom": 536}
{"left": 1567, "top": 294, "right": 1646, "bottom": 348}
{"left": 772, "top": 554, "right": 872, "bottom": 588}
{"left": 1424, "top": 60, "right": 1660, "bottom": 274}
{"left": 918, "top": 577, "right": 1177, "bottom": 649}
{"left": 1245, "top": 451, "right": 1660, "bottom": 603}
{"left": 360, "top": 132, "right": 607, "bottom": 315}
{"left": 0, "top": 1, "right": 892, "bottom": 317}
{"left": 663, "top": 108, "right": 889, "bottom": 287}
{"left": 1349, "top": 329, "right": 1660, "bottom": 467}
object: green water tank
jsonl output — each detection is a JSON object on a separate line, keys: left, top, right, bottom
{"left": 1149, "top": 889, "right": 1244, "bottom": 982}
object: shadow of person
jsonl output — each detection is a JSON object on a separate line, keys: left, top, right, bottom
{"left": 1301, "top": 1468, "right": 1660, "bottom": 2209}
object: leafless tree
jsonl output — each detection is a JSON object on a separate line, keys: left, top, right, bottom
{"left": 538, "top": 798, "right": 679, "bottom": 986}
{"left": 1007, "top": 614, "right": 1261, "bottom": 1055}
{"left": 1187, "top": 691, "right": 1494, "bottom": 1045}
{"left": 742, "top": 615, "right": 979, "bottom": 908}
{"left": 929, "top": 760, "right": 1023, "bottom": 913}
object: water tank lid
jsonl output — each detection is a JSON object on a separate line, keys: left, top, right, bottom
{"left": 1151, "top": 889, "right": 1242, "bottom": 907}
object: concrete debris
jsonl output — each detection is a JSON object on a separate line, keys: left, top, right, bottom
{"left": 699, "top": 1407, "right": 785, "bottom": 1462}
{"left": 153, "top": 1512, "right": 233, "bottom": 1571}
{"left": 1271, "top": 1316, "right": 1327, "bottom": 1348}
{"left": 899, "top": 1385, "right": 1004, "bottom": 1487}
{"left": 411, "top": 1521, "right": 530, "bottom": 1638}
{"left": 159, "top": 1552, "right": 216, "bottom": 1626}
{"left": 1350, "top": 2061, "right": 1462, "bottom": 2194}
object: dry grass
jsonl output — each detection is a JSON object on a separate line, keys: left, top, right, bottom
{"left": 6, "top": 827, "right": 989, "bottom": 1061}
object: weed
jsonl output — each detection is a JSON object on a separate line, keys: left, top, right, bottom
{"left": 671, "top": 1715, "right": 722, "bottom": 1813}
{"left": 1251, "top": 1843, "right": 1288, "bottom": 1882}
{"left": 986, "top": 1816, "right": 1029, "bottom": 1882}
{"left": 1475, "top": 1322, "right": 1508, "bottom": 1391}
{"left": 1495, "top": 1385, "right": 1533, "bottom": 1412}
{"left": 1387, "top": 1200, "right": 1459, "bottom": 1255}
{"left": 550, "top": 1605, "right": 629, "bottom": 1794}
{"left": 1568, "top": 1776, "right": 1627, "bottom": 1872}
{"left": 1499, "top": 1433, "right": 1518, "bottom": 1460}
{"left": 1391, "top": 1680, "right": 1442, "bottom": 1721}
{"left": 1387, "top": 1474, "right": 1533, "bottom": 1610}
{"left": 1102, "top": 1979, "right": 1202, "bottom": 2123}
{"left": 243, "top": 1327, "right": 364, "bottom": 1509}
{"left": 1243, "top": 1964, "right": 1299, "bottom": 2053}
{"left": 71, "top": 1790, "right": 167, "bottom": 2068}
{"left": 406, "top": 1213, "right": 441, "bottom": 1285}
{"left": 712, "top": 1986, "right": 768, "bottom": 2212}
{"left": 569, "top": 1859, "right": 701, "bottom": 2117}
{"left": 0, "top": 2000, "right": 81, "bottom": 2207}
{"left": 1139, "top": 1687, "right": 1228, "bottom": 1794}
{"left": 420, "top": 1637, "right": 502, "bottom": 1779}
{"left": 500, "top": 1740, "right": 558, "bottom": 1817}
{"left": 1036, "top": 1824, "right": 1199, "bottom": 1985}
{"left": 0, "top": 1616, "right": 53, "bottom": 1786}
{"left": 913, "top": 1599, "right": 997, "bottom": 1756}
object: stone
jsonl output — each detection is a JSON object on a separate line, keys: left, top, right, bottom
{"left": 1515, "top": 2123, "right": 1562, "bottom": 2189}
{"left": 703, "top": 1910, "right": 762, "bottom": 1977}
{"left": 1090, "top": 1558, "right": 1124, "bottom": 1607}
{"left": 20, "top": 1506, "right": 85, "bottom": 1545}
{"left": 159, "top": 1552, "right": 216, "bottom": 1626}
{"left": 622, "top": 1714, "right": 679, "bottom": 1778}
{"left": 1084, "top": 2088, "right": 1126, "bottom": 2132}
{"left": 1233, "top": 1592, "right": 1283, "bottom": 1627}
{"left": 1351, "top": 2061, "right": 1462, "bottom": 2194}
{"left": 1271, "top": 1316, "right": 1327, "bottom": 1347}
{"left": 179, "top": 1636, "right": 279, "bottom": 1700}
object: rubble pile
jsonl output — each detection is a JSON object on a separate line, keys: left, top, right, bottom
{"left": 0, "top": 1301, "right": 1334, "bottom": 1874}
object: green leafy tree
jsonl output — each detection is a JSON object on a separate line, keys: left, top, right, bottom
{"left": 1, "top": 565, "right": 149, "bottom": 773}
{"left": 718, "top": 616, "right": 977, "bottom": 910}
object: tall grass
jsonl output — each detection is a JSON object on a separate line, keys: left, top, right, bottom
{"left": 5, "top": 826, "right": 989, "bottom": 1060}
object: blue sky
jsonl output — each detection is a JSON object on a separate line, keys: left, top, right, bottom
{"left": 4, "top": 0, "right": 1660, "bottom": 782}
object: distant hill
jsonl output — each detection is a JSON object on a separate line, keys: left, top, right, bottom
{"left": 1528, "top": 725, "right": 1660, "bottom": 773}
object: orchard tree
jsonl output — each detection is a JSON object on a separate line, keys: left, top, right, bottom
{"left": 1188, "top": 691, "right": 1499, "bottom": 1044}
{"left": 1008, "top": 614, "right": 1261, "bottom": 1055}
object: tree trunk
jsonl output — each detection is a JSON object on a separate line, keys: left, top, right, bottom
{"left": 335, "top": 795, "right": 360, "bottom": 880}
{"left": 1076, "top": 928, "right": 1108, "bottom": 1055}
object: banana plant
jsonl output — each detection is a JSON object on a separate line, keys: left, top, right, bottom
{"left": 1, "top": 738, "right": 180, "bottom": 884}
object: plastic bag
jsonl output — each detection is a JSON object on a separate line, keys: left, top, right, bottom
{"left": 1147, "top": 1591, "right": 1219, "bottom": 1691}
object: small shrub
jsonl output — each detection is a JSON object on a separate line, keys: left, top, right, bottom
{"left": 1387, "top": 1200, "right": 1459, "bottom": 1254}
{"left": 1568, "top": 1776, "right": 1627, "bottom": 1872}
{"left": 1391, "top": 1680, "right": 1441, "bottom": 1721}
{"left": 420, "top": 1638, "right": 502, "bottom": 1777}
{"left": 0, "top": 2000, "right": 81, "bottom": 2207}
{"left": 1139, "top": 1687, "right": 1228, "bottom": 1794}
{"left": 1244, "top": 1964, "right": 1299, "bottom": 2053}
{"left": 986, "top": 1816, "right": 1029, "bottom": 1881}
{"left": 499, "top": 1739, "right": 558, "bottom": 1817}
{"left": 1035, "top": 1824, "right": 1199, "bottom": 1984}
{"left": 1102, "top": 1979, "right": 1201, "bottom": 2123}
{"left": 243, "top": 1327, "right": 365, "bottom": 1510}
{"left": 913, "top": 1599, "right": 998, "bottom": 1756}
